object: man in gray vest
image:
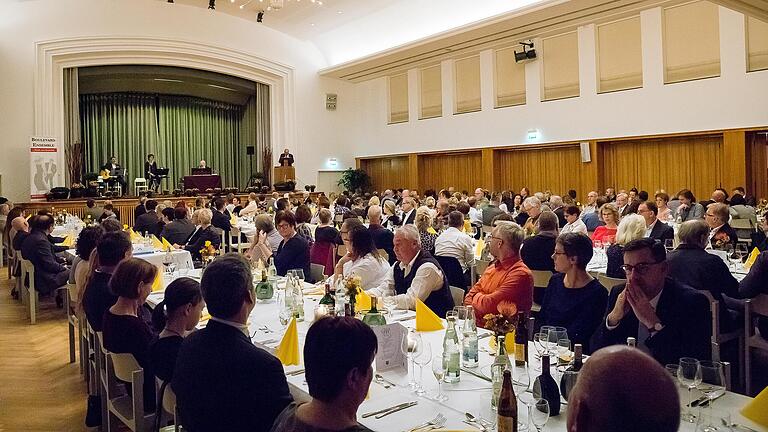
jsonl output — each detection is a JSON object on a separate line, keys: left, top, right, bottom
{"left": 368, "top": 225, "right": 454, "bottom": 316}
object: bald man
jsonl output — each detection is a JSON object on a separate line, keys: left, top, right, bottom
{"left": 11, "top": 216, "right": 30, "bottom": 251}
{"left": 567, "top": 346, "right": 680, "bottom": 432}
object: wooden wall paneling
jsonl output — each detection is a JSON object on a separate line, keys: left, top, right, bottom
{"left": 360, "top": 156, "right": 410, "bottom": 192}
{"left": 495, "top": 145, "right": 592, "bottom": 199}
{"left": 722, "top": 130, "right": 747, "bottom": 193}
{"left": 418, "top": 151, "right": 482, "bottom": 193}
{"left": 481, "top": 148, "right": 496, "bottom": 191}
{"left": 746, "top": 131, "right": 767, "bottom": 201}
{"left": 601, "top": 135, "right": 723, "bottom": 200}
{"left": 409, "top": 154, "right": 420, "bottom": 191}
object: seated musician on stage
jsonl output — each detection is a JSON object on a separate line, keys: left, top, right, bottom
{"left": 101, "top": 156, "right": 127, "bottom": 195}
{"left": 145, "top": 153, "right": 159, "bottom": 192}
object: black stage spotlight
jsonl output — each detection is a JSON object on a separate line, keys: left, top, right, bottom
{"left": 208, "top": 0, "right": 216, "bottom": 10}
{"left": 514, "top": 41, "right": 536, "bottom": 63}
{"left": 167, "top": 0, "right": 174, "bottom": 3}
{"left": 257, "top": 11, "right": 264, "bottom": 22}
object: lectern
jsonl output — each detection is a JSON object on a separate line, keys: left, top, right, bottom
{"left": 274, "top": 165, "right": 295, "bottom": 184}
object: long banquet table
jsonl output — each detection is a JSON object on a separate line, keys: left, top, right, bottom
{"left": 146, "top": 271, "right": 763, "bottom": 432}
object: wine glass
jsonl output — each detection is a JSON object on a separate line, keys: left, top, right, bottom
{"left": 414, "top": 342, "right": 432, "bottom": 396}
{"left": 697, "top": 361, "right": 726, "bottom": 431}
{"left": 405, "top": 331, "right": 423, "bottom": 389}
{"left": 431, "top": 355, "right": 448, "bottom": 402}
{"left": 514, "top": 362, "right": 532, "bottom": 431}
{"left": 735, "top": 244, "right": 749, "bottom": 268}
{"left": 557, "top": 338, "right": 571, "bottom": 365}
{"left": 532, "top": 332, "right": 549, "bottom": 371}
{"left": 677, "top": 357, "right": 702, "bottom": 423}
{"left": 530, "top": 398, "right": 549, "bottom": 432}
{"left": 664, "top": 239, "right": 675, "bottom": 253}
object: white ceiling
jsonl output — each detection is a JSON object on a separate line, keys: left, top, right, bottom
{"left": 159, "top": 0, "right": 549, "bottom": 65}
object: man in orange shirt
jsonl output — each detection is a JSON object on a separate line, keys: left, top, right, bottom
{"left": 465, "top": 222, "right": 534, "bottom": 327}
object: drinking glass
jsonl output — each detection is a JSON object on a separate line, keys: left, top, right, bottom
{"left": 547, "top": 327, "right": 568, "bottom": 357}
{"left": 697, "top": 361, "right": 726, "bottom": 431}
{"left": 530, "top": 398, "right": 550, "bottom": 432}
{"left": 414, "top": 342, "right": 432, "bottom": 396}
{"left": 665, "top": 364, "right": 679, "bottom": 377}
{"left": 664, "top": 239, "right": 675, "bottom": 252}
{"left": 513, "top": 362, "right": 532, "bottom": 431}
{"left": 557, "top": 338, "right": 572, "bottom": 365}
{"left": 383, "top": 288, "right": 397, "bottom": 314}
{"left": 431, "top": 355, "right": 448, "bottom": 402}
{"left": 735, "top": 244, "right": 748, "bottom": 267}
{"left": 533, "top": 332, "right": 549, "bottom": 370}
{"left": 288, "top": 269, "right": 305, "bottom": 285}
{"left": 405, "top": 331, "right": 423, "bottom": 389}
{"left": 677, "top": 357, "right": 702, "bottom": 423}
{"left": 277, "top": 291, "right": 291, "bottom": 327}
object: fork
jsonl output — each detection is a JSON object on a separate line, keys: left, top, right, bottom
{"left": 406, "top": 413, "right": 446, "bottom": 432}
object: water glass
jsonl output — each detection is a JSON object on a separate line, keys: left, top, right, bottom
{"left": 530, "top": 398, "right": 550, "bottom": 432}
{"left": 677, "top": 357, "right": 702, "bottom": 423}
{"left": 404, "top": 331, "right": 423, "bottom": 389}
{"left": 557, "top": 338, "right": 572, "bottom": 365}
{"left": 288, "top": 269, "right": 305, "bottom": 285}
{"left": 697, "top": 361, "right": 726, "bottom": 432}
{"left": 414, "top": 342, "right": 432, "bottom": 396}
{"left": 431, "top": 355, "right": 448, "bottom": 402}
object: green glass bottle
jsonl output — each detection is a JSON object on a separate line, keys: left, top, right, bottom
{"left": 255, "top": 269, "right": 273, "bottom": 301}
{"left": 319, "top": 282, "right": 335, "bottom": 307}
{"left": 362, "top": 297, "right": 387, "bottom": 326}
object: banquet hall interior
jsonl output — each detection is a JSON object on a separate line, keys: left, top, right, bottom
{"left": 2, "top": 0, "right": 768, "bottom": 431}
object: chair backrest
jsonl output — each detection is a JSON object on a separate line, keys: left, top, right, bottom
{"left": 134, "top": 178, "right": 147, "bottom": 184}
{"left": 747, "top": 293, "right": 768, "bottom": 318}
{"left": 730, "top": 218, "right": 753, "bottom": 230}
{"left": 435, "top": 255, "right": 467, "bottom": 290}
{"left": 309, "top": 263, "right": 325, "bottom": 284}
{"left": 110, "top": 352, "right": 141, "bottom": 383}
{"left": 531, "top": 270, "right": 552, "bottom": 288}
{"left": 475, "top": 259, "right": 490, "bottom": 277}
{"left": 596, "top": 274, "right": 626, "bottom": 293}
{"left": 449, "top": 286, "right": 465, "bottom": 307}
{"left": 377, "top": 248, "right": 389, "bottom": 262}
{"left": 20, "top": 258, "right": 34, "bottom": 290}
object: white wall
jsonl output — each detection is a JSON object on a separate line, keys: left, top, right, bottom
{"left": 350, "top": 6, "right": 768, "bottom": 158}
{"left": 0, "top": 0, "right": 357, "bottom": 201}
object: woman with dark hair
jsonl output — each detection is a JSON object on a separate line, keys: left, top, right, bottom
{"left": 519, "top": 187, "right": 530, "bottom": 200}
{"left": 102, "top": 258, "right": 159, "bottom": 412}
{"left": 252, "top": 210, "right": 310, "bottom": 277}
{"left": 310, "top": 208, "right": 338, "bottom": 277}
{"left": 675, "top": 189, "right": 704, "bottom": 222}
{"left": 333, "top": 225, "right": 388, "bottom": 289}
{"left": 655, "top": 192, "right": 672, "bottom": 222}
{"left": 537, "top": 233, "right": 607, "bottom": 352}
{"left": 4, "top": 206, "right": 25, "bottom": 248}
{"left": 150, "top": 278, "right": 203, "bottom": 382}
{"left": 295, "top": 204, "right": 314, "bottom": 244}
{"left": 511, "top": 194, "right": 524, "bottom": 216}
{"left": 70, "top": 225, "right": 104, "bottom": 315}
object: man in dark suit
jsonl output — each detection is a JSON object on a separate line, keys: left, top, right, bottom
{"left": 638, "top": 201, "right": 674, "bottom": 243}
{"left": 616, "top": 193, "right": 630, "bottom": 218}
{"left": 705, "top": 202, "right": 737, "bottom": 250}
{"left": 101, "top": 156, "right": 127, "bottom": 195}
{"left": 211, "top": 197, "right": 232, "bottom": 234}
{"left": 481, "top": 194, "right": 505, "bottom": 227}
{"left": 134, "top": 196, "right": 147, "bottom": 221}
{"left": 20, "top": 215, "right": 69, "bottom": 296}
{"left": 367, "top": 205, "right": 396, "bottom": 265}
{"left": 550, "top": 195, "right": 567, "bottom": 228}
{"left": 81, "top": 231, "right": 133, "bottom": 331}
{"left": 180, "top": 208, "right": 222, "bottom": 261}
{"left": 173, "top": 253, "right": 293, "bottom": 432}
{"left": 11, "top": 216, "right": 30, "bottom": 252}
{"left": 144, "top": 153, "right": 159, "bottom": 192}
{"left": 278, "top": 148, "right": 294, "bottom": 166}
{"left": 134, "top": 199, "right": 161, "bottom": 237}
{"left": 591, "top": 238, "right": 712, "bottom": 364}
{"left": 160, "top": 207, "right": 196, "bottom": 245}
{"left": 520, "top": 211, "right": 558, "bottom": 272}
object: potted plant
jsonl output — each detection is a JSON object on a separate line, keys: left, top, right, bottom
{"left": 70, "top": 183, "right": 85, "bottom": 198}
{"left": 337, "top": 168, "right": 372, "bottom": 194}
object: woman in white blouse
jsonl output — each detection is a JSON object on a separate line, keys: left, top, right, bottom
{"left": 333, "top": 225, "right": 389, "bottom": 289}
{"left": 560, "top": 205, "right": 588, "bottom": 235}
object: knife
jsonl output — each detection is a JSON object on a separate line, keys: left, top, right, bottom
{"left": 374, "top": 401, "right": 418, "bottom": 419}
{"left": 361, "top": 401, "right": 416, "bottom": 418}
{"left": 461, "top": 367, "right": 492, "bottom": 382}
{"left": 699, "top": 392, "right": 726, "bottom": 408}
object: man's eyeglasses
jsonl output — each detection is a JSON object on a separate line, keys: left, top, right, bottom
{"left": 277, "top": 223, "right": 291, "bottom": 229}
{"left": 487, "top": 235, "right": 502, "bottom": 242}
{"left": 621, "top": 261, "right": 660, "bottom": 275}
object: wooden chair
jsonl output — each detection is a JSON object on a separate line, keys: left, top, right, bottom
{"left": 699, "top": 290, "right": 742, "bottom": 391}
{"left": 744, "top": 294, "right": 768, "bottom": 395}
{"left": 63, "top": 283, "right": 78, "bottom": 364}
{"left": 449, "top": 286, "right": 465, "bottom": 308}
{"left": 530, "top": 270, "right": 553, "bottom": 313}
{"left": 19, "top": 258, "right": 38, "bottom": 324}
{"left": 376, "top": 248, "right": 389, "bottom": 263}
{"left": 309, "top": 263, "right": 325, "bottom": 284}
{"left": 106, "top": 352, "right": 156, "bottom": 432}
{"left": 596, "top": 274, "right": 626, "bottom": 294}
{"left": 731, "top": 219, "right": 754, "bottom": 246}
{"left": 156, "top": 379, "right": 181, "bottom": 432}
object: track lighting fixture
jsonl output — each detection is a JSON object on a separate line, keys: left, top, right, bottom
{"left": 514, "top": 41, "right": 537, "bottom": 63}
{"left": 208, "top": 0, "right": 216, "bottom": 10}
{"left": 257, "top": 11, "right": 264, "bottom": 22}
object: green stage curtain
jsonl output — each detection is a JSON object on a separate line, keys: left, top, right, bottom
{"left": 80, "top": 90, "right": 267, "bottom": 192}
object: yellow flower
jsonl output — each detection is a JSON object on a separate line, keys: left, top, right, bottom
{"left": 123, "top": 224, "right": 128, "bottom": 229}
{"left": 205, "top": 240, "right": 212, "bottom": 247}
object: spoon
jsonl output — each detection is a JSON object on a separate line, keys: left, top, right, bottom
{"left": 464, "top": 413, "right": 487, "bottom": 431}
{"left": 721, "top": 418, "right": 759, "bottom": 432}
{"left": 465, "top": 413, "right": 492, "bottom": 427}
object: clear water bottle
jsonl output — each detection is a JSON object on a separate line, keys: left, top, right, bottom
{"left": 268, "top": 257, "right": 277, "bottom": 279}
{"left": 462, "top": 306, "right": 479, "bottom": 368}
{"left": 334, "top": 278, "right": 348, "bottom": 317}
{"left": 289, "top": 275, "right": 305, "bottom": 322}
{"left": 443, "top": 313, "right": 461, "bottom": 383}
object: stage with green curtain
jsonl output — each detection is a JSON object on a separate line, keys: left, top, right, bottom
{"left": 79, "top": 85, "right": 269, "bottom": 193}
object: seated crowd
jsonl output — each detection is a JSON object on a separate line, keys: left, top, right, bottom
{"left": 5, "top": 182, "right": 768, "bottom": 431}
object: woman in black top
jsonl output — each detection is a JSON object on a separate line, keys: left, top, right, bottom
{"left": 150, "top": 277, "right": 203, "bottom": 383}
{"left": 252, "top": 210, "right": 311, "bottom": 277}
{"left": 102, "top": 258, "right": 158, "bottom": 412}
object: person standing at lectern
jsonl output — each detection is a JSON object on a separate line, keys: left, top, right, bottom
{"left": 145, "top": 154, "right": 159, "bottom": 192}
{"left": 279, "top": 149, "right": 294, "bottom": 167}
{"left": 198, "top": 160, "right": 207, "bottom": 169}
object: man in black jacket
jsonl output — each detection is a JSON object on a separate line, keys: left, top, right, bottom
{"left": 134, "top": 199, "right": 161, "bottom": 237}
{"left": 20, "top": 215, "right": 69, "bottom": 295}
{"left": 638, "top": 201, "right": 674, "bottom": 243}
{"left": 591, "top": 238, "right": 712, "bottom": 365}
{"left": 160, "top": 207, "right": 196, "bottom": 245}
{"left": 211, "top": 197, "right": 232, "bottom": 235}
{"left": 81, "top": 231, "right": 133, "bottom": 331}
{"left": 367, "top": 205, "right": 396, "bottom": 265}
{"left": 173, "top": 253, "right": 293, "bottom": 432}
{"left": 134, "top": 196, "right": 147, "bottom": 221}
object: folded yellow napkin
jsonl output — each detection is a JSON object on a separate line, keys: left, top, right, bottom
{"left": 161, "top": 237, "right": 173, "bottom": 250}
{"left": 230, "top": 213, "right": 238, "bottom": 226}
{"left": 129, "top": 228, "right": 143, "bottom": 241}
{"left": 427, "top": 226, "right": 437, "bottom": 235}
{"left": 275, "top": 318, "right": 300, "bottom": 366}
{"left": 744, "top": 247, "right": 761, "bottom": 270}
{"left": 356, "top": 290, "right": 372, "bottom": 311}
{"left": 151, "top": 271, "right": 163, "bottom": 292}
{"left": 742, "top": 385, "right": 768, "bottom": 427}
{"left": 475, "top": 238, "right": 485, "bottom": 257}
{"left": 59, "top": 235, "right": 74, "bottom": 247}
{"left": 150, "top": 235, "right": 164, "bottom": 250}
{"left": 463, "top": 220, "right": 472, "bottom": 234}
{"left": 416, "top": 298, "right": 444, "bottom": 332}
{"left": 199, "top": 313, "right": 212, "bottom": 323}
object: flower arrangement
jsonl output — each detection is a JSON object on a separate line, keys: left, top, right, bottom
{"left": 344, "top": 275, "right": 362, "bottom": 306}
{"left": 711, "top": 231, "right": 731, "bottom": 251}
{"left": 199, "top": 240, "right": 217, "bottom": 264}
{"left": 483, "top": 312, "right": 518, "bottom": 337}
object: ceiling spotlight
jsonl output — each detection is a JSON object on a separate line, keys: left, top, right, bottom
{"left": 208, "top": 0, "right": 216, "bottom": 10}
{"left": 257, "top": 11, "right": 264, "bottom": 22}
{"left": 166, "top": 0, "right": 174, "bottom": 3}
{"left": 514, "top": 41, "right": 536, "bottom": 63}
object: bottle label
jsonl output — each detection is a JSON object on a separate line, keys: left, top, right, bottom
{"left": 497, "top": 416, "right": 517, "bottom": 432}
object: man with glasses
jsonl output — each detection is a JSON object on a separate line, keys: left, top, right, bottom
{"left": 464, "top": 222, "right": 533, "bottom": 328}
{"left": 638, "top": 201, "right": 673, "bottom": 242}
{"left": 705, "top": 202, "right": 737, "bottom": 251}
{"left": 591, "top": 238, "right": 711, "bottom": 365}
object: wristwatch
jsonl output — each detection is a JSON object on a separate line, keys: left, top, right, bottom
{"left": 649, "top": 322, "right": 664, "bottom": 334}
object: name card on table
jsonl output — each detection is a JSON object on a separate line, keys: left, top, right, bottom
{"left": 371, "top": 323, "right": 407, "bottom": 372}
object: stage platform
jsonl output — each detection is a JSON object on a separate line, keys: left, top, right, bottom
{"left": 18, "top": 191, "right": 323, "bottom": 227}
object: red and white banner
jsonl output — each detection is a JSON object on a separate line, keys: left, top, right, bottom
{"left": 30, "top": 136, "right": 61, "bottom": 200}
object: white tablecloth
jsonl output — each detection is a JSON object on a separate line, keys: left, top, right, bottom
{"left": 144, "top": 273, "right": 761, "bottom": 432}
{"left": 65, "top": 247, "right": 193, "bottom": 272}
